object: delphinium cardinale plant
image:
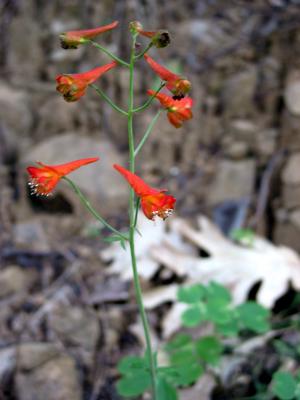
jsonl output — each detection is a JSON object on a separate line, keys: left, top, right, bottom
{"left": 27, "top": 20, "right": 193, "bottom": 399}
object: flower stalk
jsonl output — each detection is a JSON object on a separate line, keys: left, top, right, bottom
{"left": 128, "top": 32, "right": 157, "bottom": 399}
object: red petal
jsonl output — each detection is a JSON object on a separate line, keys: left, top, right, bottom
{"left": 144, "top": 54, "right": 179, "bottom": 83}
{"left": 113, "top": 164, "right": 158, "bottom": 197}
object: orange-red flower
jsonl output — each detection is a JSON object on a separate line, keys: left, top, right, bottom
{"left": 27, "top": 158, "right": 99, "bottom": 196}
{"left": 148, "top": 90, "right": 193, "bottom": 128}
{"left": 56, "top": 61, "right": 117, "bottom": 102}
{"left": 60, "top": 21, "right": 119, "bottom": 49}
{"left": 114, "top": 164, "right": 176, "bottom": 220}
{"left": 144, "top": 54, "right": 191, "bottom": 98}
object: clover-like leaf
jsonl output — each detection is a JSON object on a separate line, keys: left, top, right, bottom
{"left": 181, "top": 304, "right": 206, "bottom": 327}
{"left": 195, "top": 336, "right": 224, "bottom": 365}
{"left": 177, "top": 284, "right": 206, "bottom": 304}
{"left": 116, "top": 370, "right": 151, "bottom": 397}
{"left": 237, "top": 301, "right": 270, "bottom": 333}
{"left": 271, "top": 371, "right": 297, "bottom": 400}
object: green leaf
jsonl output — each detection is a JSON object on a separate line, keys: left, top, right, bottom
{"left": 158, "top": 363, "right": 204, "bottom": 387}
{"left": 206, "top": 282, "right": 231, "bottom": 304}
{"left": 295, "top": 383, "right": 300, "bottom": 400}
{"left": 165, "top": 334, "right": 193, "bottom": 352}
{"left": 177, "top": 284, "right": 206, "bottom": 304}
{"left": 116, "top": 371, "right": 151, "bottom": 397}
{"left": 117, "top": 355, "right": 147, "bottom": 374}
{"left": 181, "top": 304, "right": 206, "bottom": 327}
{"left": 237, "top": 301, "right": 270, "bottom": 333}
{"left": 271, "top": 371, "right": 297, "bottom": 400}
{"left": 156, "top": 377, "right": 178, "bottom": 400}
{"left": 273, "top": 339, "right": 297, "bottom": 358}
{"left": 169, "top": 347, "right": 197, "bottom": 366}
{"left": 206, "top": 298, "right": 233, "bottom": 324}
{"left": 195, "top": 336, "right": 224, "bottom": 365}
{"left": 230, "top": 228, "right": 255, "bottom": 246}
{"left": 216, "top": 317, "right": 239, "bottom": 337}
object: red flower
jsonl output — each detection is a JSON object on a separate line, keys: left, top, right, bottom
{"left": 60, "top": 21, "right": 119, "bottom": 49}
{"left": 56, "top": 62, "right": 117, "bottom": 102}
{"left": 27, "top": 158, "right": 99, "bottom": 196}
{"left": 148, "top": 90, "right": 193, "bottom": 128}
{"left": 114, "top": 164, "right": 176, "bottom": 220}
{"left": 144, "top": 54, "right": 191, "bottom": 97}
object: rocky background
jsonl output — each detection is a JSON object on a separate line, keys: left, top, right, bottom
{"left": 1, "top": 0, "right": 300, "bottom": 399}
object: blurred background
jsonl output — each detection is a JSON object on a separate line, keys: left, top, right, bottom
{"left": 1, "top": 0, "right": 300, "bottom": 399}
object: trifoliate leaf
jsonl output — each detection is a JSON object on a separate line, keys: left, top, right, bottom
{"left": 237, "top": 301, "right": 270, "bottom": 333}
{"left": 195, "top": 336, "right": 224, "bottom": 365}
{"left": 271, "top": 371, "right": 297, "bottom": 400}
{"left": 177, "top": 284, "right": 206, "bottom": 304}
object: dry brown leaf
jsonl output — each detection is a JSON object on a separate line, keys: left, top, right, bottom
{"left": 102, "top": 214, "right": 300, "bottom": 337}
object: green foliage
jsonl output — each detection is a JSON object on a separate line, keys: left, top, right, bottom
{"left": 230, "top": 228, "right": 255, "bottom": 246}
{"left": 116, "top": 355, "right": 151, "bottom": 397}
{"left": 181, "top": 304, "right": 205, "bottom": 327}
{"left": 177, "top": 282, "right": 270, "bottom": 335}
{"left": 271, "top": 371, "right": 298, "bottom": 400}
{"left": 195, "top": 336, "right": 224, "bottom": 365}
{"left": 117, "top": 282, "right": 273, "bottom": 399}
{"left": 236, "top": 301, "right": 270, "bottom": 333}
{"left": 156, "top": 377, "right": 178, "bottom": 400}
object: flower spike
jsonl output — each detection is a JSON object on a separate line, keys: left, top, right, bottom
{"left": 56, "top": 61, "right": 117, "bottom": 102}
{"left": 60, "top": 21, "right": 119, "bottom": 49}
{"left": 144, "top": 54, "right": 191, "bottom": 98}
{"left": 147, "top": 90, "right": 193, "bottom": 128}
{"left": 27, "top": 158, "right": 99, "bottom": 196}
{"left": 114, "top": 164, "right": 176, "bottom": 220}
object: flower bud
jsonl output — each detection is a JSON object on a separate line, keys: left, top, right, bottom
{"left": 129, "top": 21, "right": 143, "bottom": 34}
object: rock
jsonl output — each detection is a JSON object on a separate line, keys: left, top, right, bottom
{"left": 0, "top": 348, "right": 16, "bottom": 384}
{"left": 0, "top": 84, "right": 32, "bottom": 136}
{"left": 229, "top": 119, "right": 258, "bottom": 143}
{"left": 222, "top": 66, "right": 257, "bottom": 118}
{"left": 224, "top": 141, "right": 249, "bottom": 160}
{"left": 22, "top": 133, "right": 128, "bottom": 216}
{"left": 281, "top": 153, "right": 300, "bottom": 185}
{"left": 17, "top": 343, "right": 60, "bottom": 371}
{"left": 0, "top": 266, "right": 36, "bottom": 298}
{"left": 274, "top": 221, "right": 300, "bottom": 252}
{"left": 35, "top": 97, "right": 84, "bottom": 138}
{"left": 16, "top": 343, "right": 82, "bottom": 400}
{"left": 255, "top": 128, "right": 278, "bottom": 158}
{"left": 284, "top": 70, "right": 300, "bottom": 116}
{"left": 282, "top": 185, "right": 300, "bottom": 209}
{"left": 48, "top": 305, "right": 100, "bottom": 366}
{"left": 8, "top": 5, "right": 44, "bottom": 80}
{"left": 280, "top": 110, "right": 300, "bottom": 150}
{"left": 207, "top": 159, "right": 256, "bottom": 205}
{"left": 177, "top": 19, "right": 230, "bottom": 54}
{"left": 290, "top": 209, "right": 300, "bottom": 230}
{"left": 13, "top": 219, "right": 49, "bottom": 252}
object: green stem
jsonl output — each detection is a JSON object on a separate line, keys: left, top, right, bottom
{"left": 134, "top": 42, "right": 153, "bottom": 60}
{"left": 133, "top": 198, "right": 141, "bottom": 228}
{"left": 133, "top": 82, "right": 165, "bottom": 113}
{"left": 134, "top": 110, "right": 162, "bottom": 157}
{"left": 90, "top": 84, "right": 128, "bottom": 116}
{"left": 88, "top": 40, "right": 130, "bottom": 67}
{"left": 63, "top": 177, "right": 128, "bottom": 241}
{"left": 128, "top": 34, "right": 157, "bottom": 399}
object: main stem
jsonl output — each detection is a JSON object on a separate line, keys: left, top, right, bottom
{"left": 128, "top": 34, "right": 157, "bottom": 399}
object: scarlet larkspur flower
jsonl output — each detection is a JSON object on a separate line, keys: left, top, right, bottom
{"left": 27, "top": 158, "right": 99, "bottom": 196}
{"left": 113, "top": 164, "right": 176, "bottom": 220}
{"left": 60, "top": 21, "right": 119, "bottom": 49}
{"left": 148, "top": 90, "right": 193, "bottom": 128}
{"left": 144, "top": 54, "right": 191, "bottom": 98}
{"left": 56, "top": 61, "right": 117, "bottom": 102}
